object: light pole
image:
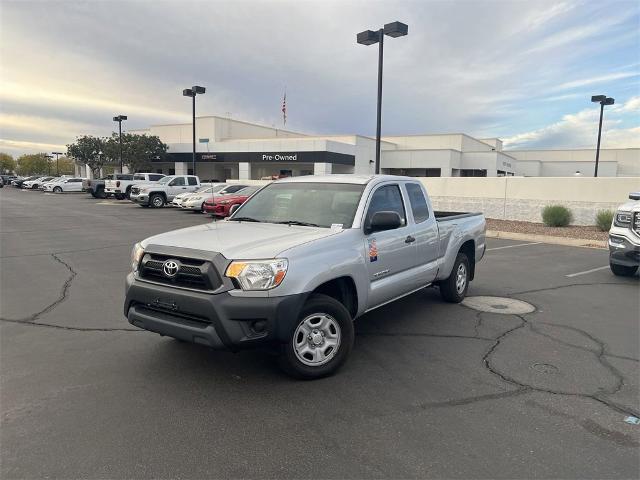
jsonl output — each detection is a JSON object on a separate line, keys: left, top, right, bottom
{"left": 357, "top": 21, "right": 408, "bottom": 175}
{"left": 113, "top": 115, "right": 127, "bottom": 172}
{"left": 183, "top": 86, "right": 206, "bottom": 175}
{"left": 52, "top": 151, "right": 63, "bottom": 176}
{"left": 44, "top": 154, "right": 53, "bottom": 175}
{"left": 590, "top": 95, "right": 614, "bottom": 177}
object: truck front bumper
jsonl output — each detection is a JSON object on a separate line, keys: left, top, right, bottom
{"left": 130, "top": 193, "right": 149, "bottom": 205}
{"left": 125, "top": 273, "right": 308, "bottom": 350}
{"left": 609, "top": 233, "right": 640, "bottom": 267}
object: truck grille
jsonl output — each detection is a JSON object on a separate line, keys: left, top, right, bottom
{"left": 131, "top": 187, "right": 140, "bottom": 195}
{"left": 633, "top": 212, "right": 640, "bottom": 236}
{"left": 139, "top": 253, "right": 222, "bottom": 291}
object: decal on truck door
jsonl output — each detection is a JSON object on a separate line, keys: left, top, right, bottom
{"left": 368, "top": 238, "right": 378, "bottom": 262}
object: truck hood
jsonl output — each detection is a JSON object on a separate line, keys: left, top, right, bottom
{"left": 617, "top": 199, "right": 640, "bottom": 212}
{"left": 141, "top": 221, "right": 343, "bottom": 259}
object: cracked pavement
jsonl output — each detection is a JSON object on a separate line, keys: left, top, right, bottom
{"left": 1, "top": 187, "right": 639, "bottom": 479}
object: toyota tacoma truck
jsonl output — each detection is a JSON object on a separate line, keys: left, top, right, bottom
{"left": 125, "top": 175, "right": 486, "bottom": 378}
{"left": 609, "top": 192, "right": 640, "bottom": 277}
{"left": 129, "top": 175, "right": 201, "bottom": 207}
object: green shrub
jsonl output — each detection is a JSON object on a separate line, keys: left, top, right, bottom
{"left": 595, "top": 209, "right": 614, "bottom": 232}
{"left": 542, "top": 205, "right": 573, "bottom": 227}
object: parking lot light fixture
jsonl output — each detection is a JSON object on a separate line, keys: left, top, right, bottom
{"left": 52, "top": 151, "right": 63, "bottom": 176}
{"left": 44, "top": 154, "right": 54, "bottom": 175}
{"left": 357, "top": 21, "right": 408, "bottom": 175}
{"left": 113, "top": 115, "right": 128, "bottom": 172}
{"left": 590, "top": 95, "right": 615, "bottom": 177}
{"left": 183, "top": 86, "right": 206, "bottom": 176}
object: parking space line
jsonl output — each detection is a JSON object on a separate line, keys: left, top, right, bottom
{"left": 486, "top": 242, "right": 541, "bottom": 251}
{"left": 565, "top": 266, "right": 609, "bottom": 278}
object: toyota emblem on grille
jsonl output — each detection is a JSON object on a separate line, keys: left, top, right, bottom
{"left": 163, "top": 260, "right": 179, "bottom": 277}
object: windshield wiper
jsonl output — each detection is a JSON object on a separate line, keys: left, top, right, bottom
{"left": 275, "top": 220, "right": 322, "bottom": 227}
{"left": 228, "top": 216, "right": 261, "bottom": 222}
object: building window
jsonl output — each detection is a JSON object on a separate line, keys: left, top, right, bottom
{"left": 187, "top": 168, "right": 194, "bottom": 175}
{"left": 460, "top": 169, "right": 487, "bottom": 177}
{"left": 169, "top": 168, "right": 176, "bottom": 175}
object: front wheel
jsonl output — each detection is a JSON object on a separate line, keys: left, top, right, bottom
{"left": 439, "top": 252, "right": 470, "bottom": 303}
{"left": 610, "top": 262, "right": 638, "bottom": 277}
{"left": 279, "top": 294, "right": 354, "bottom": 380}
{"left": 149, "top": 193, "right": 165, "bottom": 208}
{"left": 53, "top": 186, "right": 62, "bottom": 193}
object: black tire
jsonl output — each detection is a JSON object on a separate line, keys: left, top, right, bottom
{"left": 439, "top": 252, "right": 470, "bottom": 303}
{"left": 610, "top": 262, "right": 638, "bottom": 277}
{"left": 140, "top": 204, "right": 150, "bottom": 208}
{"left": 125, "top": 186, "right": 132, "bottom": 199}
{"left": 53, "top": 186, "right": 62, "bottom": 193}
{"left": 32, "top": 184, "right": 38, "bottom": 189}
{"left": 96, "top": 187, "right": 106, "bottom": 199}
{"left": 114, "top": 193, "right": 125, "bottom": 200}
{"left": 278, "top": 293, "right": 354, "bottom": 380}
{"left": 149, "top": 193, "right": 165, "bottom": 208}
{"left": 90, "top": 191, "right": 97, "bottom": 198}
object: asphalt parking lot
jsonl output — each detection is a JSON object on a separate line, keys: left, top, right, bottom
{"left": 1, "top": 187, "right": 638, "bottom": 479}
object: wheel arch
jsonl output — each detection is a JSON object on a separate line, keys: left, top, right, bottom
{"left": 310, "top": 276, "right": 359, "bottom": 319}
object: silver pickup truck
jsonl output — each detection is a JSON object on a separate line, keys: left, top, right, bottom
{"left": 609, "top": 192, "right": 640, "bottom": 276}
{"left": 124, "top": 175, "right": 486, "bottom": 378}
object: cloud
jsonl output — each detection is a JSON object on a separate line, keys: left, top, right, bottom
{"left": 1, "top": 0, "right": 639, "bottom": 156}
{"left": 503, "top": 97, "right": 640, "bottom": 149}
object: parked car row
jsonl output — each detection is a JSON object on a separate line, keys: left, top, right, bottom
{"left": 4, "top": 172, "right": 264, "bottom": 219}
{"left": 7, "top": 175, "right": 88, "bottom": 192}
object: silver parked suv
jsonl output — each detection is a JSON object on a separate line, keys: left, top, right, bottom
{"left": 609, "top": 192, "right": 640, "bottom": 276}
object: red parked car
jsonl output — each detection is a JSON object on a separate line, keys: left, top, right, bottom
{"left": 203, "top": 186, "right": 261, "bottom": 217}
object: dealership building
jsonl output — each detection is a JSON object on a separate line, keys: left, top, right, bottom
{"left": 76, "top": 115, "right": 639, "bottom": 180}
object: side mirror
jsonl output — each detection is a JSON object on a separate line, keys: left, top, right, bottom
{"left": 629, "top": 192, "right": 640, "bottom": 201}
{"left": 366, "top": 211, "right": 402, "bottom": 234}
{"left": 229, "top": 204, "right": 241, "bottom": 216}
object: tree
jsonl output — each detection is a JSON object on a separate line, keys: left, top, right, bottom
{"left": 56, "top": 156, "right": 76, "bottom": 176}
{"left": 66, "top": 136, "right": 108, "bottom": 177}
{"left": 15, "top": 153, "right": 50, "bottom": 176}
{"left": 0, "top": 152, "right": 16, "bottom": 174}
{"left": 119, "top": 133, "right": 167, "bottom": 172}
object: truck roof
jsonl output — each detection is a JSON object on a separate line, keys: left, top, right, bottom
{"left": 275, "top": 174, "right": 417, "bottom": 185}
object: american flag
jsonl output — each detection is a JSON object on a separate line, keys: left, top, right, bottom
{"left": 281, "top": 91, "right": 287, "bottom": 125}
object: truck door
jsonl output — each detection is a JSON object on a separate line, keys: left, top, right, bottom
{"left": 404, "top": 182, "right": 439, "bottom": 285}
{"left": 168, "top": 176, "right": 187, "bottom": 197}
{"left": 363, "top": 183, "right": 418, "bottom": 309}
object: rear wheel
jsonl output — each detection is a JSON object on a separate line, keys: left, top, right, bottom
{"left": 439, "top": 252, "right": 470, "bottom": 303}
{"left": 96, "top": 187, "right": 106, "bottom": 199}
{"left": 53, "top": 186, "right": 62, "bottom": 193}
{"left": 150, "top": 193, "right": 165, "bottom": 208}
{"left": 279, "top": 294, "right": 354, "bottom": 380}
{"left": 610, "top": 262, "right": 638, "bottom": 277}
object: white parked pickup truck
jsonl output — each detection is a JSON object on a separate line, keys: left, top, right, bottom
{"left": 105, "top": 173, "right": 166, "bottom": 200}
{"left": 129, "top": 175, "right": 202, "bottom": 207}
{"left": 125, "top": 174, "right": 487, "bottom": 378}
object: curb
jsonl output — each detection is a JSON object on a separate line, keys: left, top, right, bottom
{"left": 486, "top": 230, "right": 607, "bottom": 250}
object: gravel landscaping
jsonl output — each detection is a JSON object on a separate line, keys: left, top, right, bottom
{"left": 486, "top": 218, "right": 609, "bottom": 241}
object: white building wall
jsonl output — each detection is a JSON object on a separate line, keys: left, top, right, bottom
{"left": 506, "top": 149, "right": 640, "bottom": 177}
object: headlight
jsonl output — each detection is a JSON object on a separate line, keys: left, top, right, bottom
{"left": 614, "top": 211, "right": 632, "bottom": 227}
{"left": 225, "top": 259, "right": 288, "bottom": 290}
{"left": 131, "top": 243, "right": 145, "bottom": 271}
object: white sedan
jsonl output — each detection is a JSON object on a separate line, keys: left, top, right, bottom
{"left": 44, "top": 178, "right": 86, "bottom": 193}
{"left": 171, "top": 184, "right": 227, "bottom": 208}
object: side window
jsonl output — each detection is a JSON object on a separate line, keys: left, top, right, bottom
{"left": 170, "top": 177, "right": 185, "bottom": 186}
{"left": 133, "top": 174, "right": 146, "bottom": 181}
{"left": 151, "top": 174, "right": 164, "bottom": 181}
{"left": 406, "top": 183, "right": 430, "bottom": 223}
{"left": 187, "top": 177, "right": 198, "bottom": 186}
{"left": 365, "top": 185, "right": 406, "bottom": 227}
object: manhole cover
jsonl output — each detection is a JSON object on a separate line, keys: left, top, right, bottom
{"left": 531, "top": 363, "right": 559, "bottom": 374}
{"left": 462, "top": 296, "right": 535, "bottom": 314}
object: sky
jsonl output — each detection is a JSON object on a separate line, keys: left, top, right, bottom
{"left": 1, "top": 0, "right": 639, "bottom": 158}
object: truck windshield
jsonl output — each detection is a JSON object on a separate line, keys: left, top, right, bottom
{"left": 230, "top": 182, "right": 365, "bottom": 228}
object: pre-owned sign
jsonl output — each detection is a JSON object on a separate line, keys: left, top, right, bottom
{"left": 165, "top": 151, "right": 355, "bottom": 165}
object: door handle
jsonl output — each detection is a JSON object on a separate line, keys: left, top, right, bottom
{"left": 405, "top": 235, "right": 416, "bottom": 244}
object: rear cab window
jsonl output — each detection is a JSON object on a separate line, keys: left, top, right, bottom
{"left": 405, "top": 183, "right": 430, "bottom": 223}
{"left": 187, "top": 177, "right": 198, "bottom": 186}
